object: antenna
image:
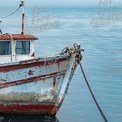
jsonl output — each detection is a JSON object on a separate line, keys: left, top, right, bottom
{"left": 20, "top": 0, "right": 24, "bottom": 35}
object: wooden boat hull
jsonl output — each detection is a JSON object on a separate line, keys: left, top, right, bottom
{"left": 0, "top": 43, "right": 82, "bottom": 115}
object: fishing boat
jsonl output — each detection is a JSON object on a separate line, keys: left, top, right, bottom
{"left": 0, "top": 1, "right": 83, "bottom": 115}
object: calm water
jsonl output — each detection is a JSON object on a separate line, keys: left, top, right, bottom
{"left": 0, "top": 4, "right": 122, "bottom": 122}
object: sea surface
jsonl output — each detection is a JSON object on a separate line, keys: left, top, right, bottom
{"left": 0, "top": 4, "right": 122, "bottom": 122}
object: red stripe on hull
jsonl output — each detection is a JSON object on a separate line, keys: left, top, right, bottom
{"left": 0, "top": 104, "right": 58, "bottom": 115}
{"left": 0, "top": 71, "right": 65, "bottom": 89}
{"left": 0, "top": 58, "right": 68, "bottom": 72}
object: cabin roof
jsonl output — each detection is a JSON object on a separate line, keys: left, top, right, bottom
{"left": 0, "top": 34, "right": 38, "bottom": 40}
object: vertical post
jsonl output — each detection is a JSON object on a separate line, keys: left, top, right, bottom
{"left": 0, "top": 21, "right": 2, "bottom": 34}
{"left": 21, "top": 0, "right": 24, "bottom": 35}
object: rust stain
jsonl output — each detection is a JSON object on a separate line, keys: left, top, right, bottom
{"left": 52, "top": 77, "right": 56, "bottom": 90}
{"left": 51, "top": 77, "right": 57, "bottom": 95}
{"left": 72, "top": 64, "right": 76, "bottom": 70}
{"left": 0, "top": 71, "right": 65, "bottom": 89}
{"left": 0, "top": 58, "right": 67, "bottom": 72}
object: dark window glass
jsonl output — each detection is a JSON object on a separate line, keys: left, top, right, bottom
{"left": 16, "top": 41, "right": 30, "bottom": 54}
{"left": 0, "top": 41, "right": 11, "bottom": 55}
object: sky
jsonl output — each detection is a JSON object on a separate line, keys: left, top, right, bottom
{"left": 0, "top": 0, "right": 99, "bottom": 7}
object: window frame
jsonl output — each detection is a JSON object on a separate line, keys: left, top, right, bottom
{"left": 16, "top": 40, "right": 30, "bottom": 55}
{"left": 0, "top": 41, "right": 11, "bottom": 55}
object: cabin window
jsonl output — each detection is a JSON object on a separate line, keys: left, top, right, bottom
{"left": 16, "top": 41, "right": 30, "bottom": 54}
{"left": 0, "top": 41, "right": 11, "bottom": 55}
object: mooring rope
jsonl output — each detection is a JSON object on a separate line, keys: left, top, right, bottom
{"left": 78, "top": 62, "right": 108, "bottom": 122}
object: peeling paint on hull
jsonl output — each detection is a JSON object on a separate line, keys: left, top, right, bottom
{"left": 0, "top": 44, "right": 82, "bottom": 115}
{"left": 0, "top": 104, "right": 58, "bottom": 115}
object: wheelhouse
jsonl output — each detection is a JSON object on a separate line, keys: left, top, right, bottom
{"left": 0, "top": 34, "right": 38, "bottom": 64}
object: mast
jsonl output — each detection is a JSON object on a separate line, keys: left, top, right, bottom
{"left": 20, "top": 0, "right": 24, "bottom": 35}
{"left": 0, "top": 21, "right": 2, "bottom": 34}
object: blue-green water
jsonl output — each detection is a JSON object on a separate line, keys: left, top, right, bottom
{"left": 0, "top": 5, "right": 122, "bottom": 122}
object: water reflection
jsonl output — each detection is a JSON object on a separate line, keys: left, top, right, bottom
{"left": 0, "top": 113, "right": 60, "bottom": 122}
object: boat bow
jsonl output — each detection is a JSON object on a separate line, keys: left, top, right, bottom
{"left": 0, "top": 43, "right": 83, "bottom": 115}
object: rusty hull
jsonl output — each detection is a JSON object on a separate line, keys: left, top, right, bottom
{"left": 0, "top": 44, "right": 81, "bottom": 115}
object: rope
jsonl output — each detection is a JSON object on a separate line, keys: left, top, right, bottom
{"left": 78, "top": 62, "right": 108, "bottom": 122}
{"left": 61, "top": 47, "right": 70, "bottom": 53}
{"left": 0, "top": 6, "right": 21, "bottom": 19}
{"left": 0, "top": 1, "right": 23, "bottom": 20}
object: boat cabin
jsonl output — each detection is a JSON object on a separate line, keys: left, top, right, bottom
{"left": 0, "top": 34, "right": 38, "bottom": 64}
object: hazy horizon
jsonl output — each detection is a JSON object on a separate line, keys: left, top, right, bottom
{"left": 0, "top": 0, "right": 100, "bottom": 7}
